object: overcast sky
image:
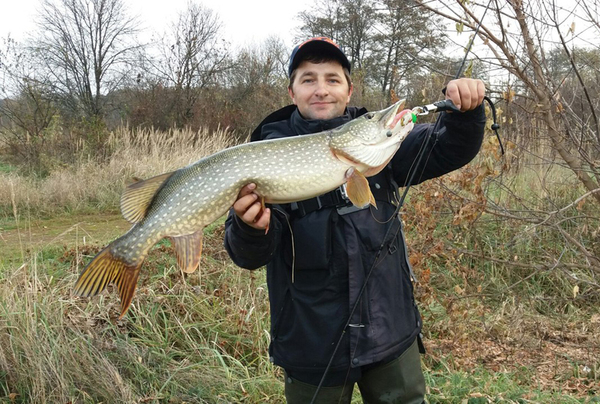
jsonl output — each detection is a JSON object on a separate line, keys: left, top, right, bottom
{"left": 0, "top": 0, "right": 310, "bottom": 49}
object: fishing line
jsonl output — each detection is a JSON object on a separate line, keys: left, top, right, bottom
{"left": 309, "top": 0, "right": 496, "bottom": 401}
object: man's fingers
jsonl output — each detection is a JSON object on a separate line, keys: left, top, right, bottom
{"left": 241, "top": 200, "right": 262, "bottom": 223}
{"left": 445, "top": 81, "right": 460, "bottom": 110}
{"left": 241, "top": 201, "right": 270, "bottom": 230}
{"left": 461, "top": 84, "right": 474, "bottom": 111}
{"left": 233, "top": 193, "right": 258, "bottom": 215}
{"left": 254, "top": 207, "right": 271, "bottom": 230}
{"left": 232, "top": 187, "right": 271, "bottom": 230}
{"left": 465, "top": 79, "right": 485, "bottom": 110}
{"left": 237, "top": 183, "right": 257, "bottom": 198}
{"left": 446, "top": 78, "right": 486, "bottom": 112}
{"left": 476, "top": 79, "right": 485, "bottom": 105}
{"left": 445, "top": 81, "right": 466, "bottom": 111}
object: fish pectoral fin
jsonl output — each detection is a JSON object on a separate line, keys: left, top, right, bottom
{"left": 73, "top": 246, "right": 143, "bottom": 319}
{"left": 345, "top": 169, "right": 377, "bottom": 209}
{"left": 120, "top": 171, "right": 175, "bottom": 224}
{"left": 170, "top": 231, "right": 203, "bottom": 274}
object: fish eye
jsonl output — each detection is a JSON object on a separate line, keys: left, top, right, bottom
{"left": 365, "top": 113, "right": 375, "bottom": 120}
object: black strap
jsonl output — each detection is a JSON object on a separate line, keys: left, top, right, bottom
{"left": 484, "top": 96, "right": 504, "bottom": 155}
{"left": 290, "top": 186, "right": 396, "bottom": 218}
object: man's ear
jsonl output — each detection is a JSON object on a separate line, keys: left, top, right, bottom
{"left": 288, "top": 87, "right": 297, "bottom": 105}
{"left": 347, "top": 83, "right": 354, "bottom": 103}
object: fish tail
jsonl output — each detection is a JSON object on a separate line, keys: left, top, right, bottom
{"left": 73, "top": 246, "right": 144, "bottom": 318}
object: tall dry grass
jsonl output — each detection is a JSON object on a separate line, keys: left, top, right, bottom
{"left": 0, "top": 126, "right": 242, "bottom": 218}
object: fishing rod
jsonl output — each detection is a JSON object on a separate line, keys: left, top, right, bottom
{"left": 309, "top": 0, "right": 499, "bottom": 402}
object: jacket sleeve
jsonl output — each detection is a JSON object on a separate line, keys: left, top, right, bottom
{"left": 223, "top": 207, "right": 284, "bottom": 270}
{"left": 392, "top": 103, "right": 486, "bottom": 186}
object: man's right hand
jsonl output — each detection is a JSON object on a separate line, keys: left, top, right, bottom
{"left": 233, "top": 183, "right": 271, "bottom": 231}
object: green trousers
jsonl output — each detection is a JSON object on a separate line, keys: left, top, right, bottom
{"left": 284, "top": 339, "right": 426, "bottom": 404}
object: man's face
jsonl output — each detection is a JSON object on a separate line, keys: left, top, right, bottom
{"left": 289, "top": 60, "right": 353, "bottom": 121}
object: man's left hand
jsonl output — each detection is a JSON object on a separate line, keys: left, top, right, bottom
{"left": 445, "top": 78, "right": 485, "bottom": 112}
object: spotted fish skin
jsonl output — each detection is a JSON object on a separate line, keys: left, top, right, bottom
{"left": 73, "top": 100, "right": 415, "bottom": 317}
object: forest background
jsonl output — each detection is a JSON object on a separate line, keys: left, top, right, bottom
{"left": 0, "top": 0, "right": 599, "bottom": 402}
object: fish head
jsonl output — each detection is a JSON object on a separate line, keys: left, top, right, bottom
{"left": 329, "top": 99, "right": 415, "bottom": 175}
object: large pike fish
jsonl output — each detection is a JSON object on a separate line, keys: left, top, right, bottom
{"left": 74, "top": 100, "right": 415, "bottom": 317}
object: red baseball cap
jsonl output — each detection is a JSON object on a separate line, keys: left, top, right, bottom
{"left": 288, "top": 37, "right": 351, "bottom": 77}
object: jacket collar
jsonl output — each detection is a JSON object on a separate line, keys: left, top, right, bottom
{"left": 289, "top": 108, "right": 354, "bottom": 135}
{"left": 251, "top": 105, "right": 368, "bottom": 141}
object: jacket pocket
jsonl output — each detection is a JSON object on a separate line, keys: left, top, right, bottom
{"left": 291, "top": 209, "right": 337, "bottom": 270}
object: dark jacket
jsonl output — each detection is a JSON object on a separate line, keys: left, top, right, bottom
{"left": 224, "top": 104, "right": 486, "bottom": 374}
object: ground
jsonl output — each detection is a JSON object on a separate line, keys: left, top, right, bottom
{"left": 1, "top": 213, "right": 598, "bottom": 402}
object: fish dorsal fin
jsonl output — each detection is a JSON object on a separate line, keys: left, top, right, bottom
{"left": 170, "top": 230, "right": 204, "bottom": 274}
{"left": 345, "top": 168, "right": 377, "bottom": 209}
{"left": 120, "top": 172, "right": 174, "bottom": 224}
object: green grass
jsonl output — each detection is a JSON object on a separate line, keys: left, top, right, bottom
{"left": 0, "top": 161, "right": 16, "bottom": 174}
{"left": 425, "top": 365, "right": 596, "bottom": 403}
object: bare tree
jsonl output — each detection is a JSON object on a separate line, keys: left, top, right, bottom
{"left": 151, "top": 2, "right": 229, "bottom": 127}
{"left": 369, "top": 0, "right": 446, "bottom": 102}
{"left": 297, "top": 0, "right": 346, "bottom": 44}
{"left": 296, "top": 0, "right": 446, "bottom": 105}
{"left": 297, "top": 0, "right": 374, "bottom": 69}
{"left": 416, "top": 0, "right": 600, "bottom": 204}
{"left": 412, "top": 0, "right": 600, "bottom": 293}
{"left": 226, "top": 37, "right": 290, "bottom": 133}
{"left": 32, "top": 0, "right": 140, "bottom": 119}
{"left": 0, "top": 37, "right": 58, "bottom": 169}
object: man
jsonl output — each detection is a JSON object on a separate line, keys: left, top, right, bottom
{"left": 224, "top": 37, "right": 486, "bottom": 403}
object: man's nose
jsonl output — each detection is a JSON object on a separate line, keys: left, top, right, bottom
{"left": 314, "top": 79, "right": 329, "bottom": 97}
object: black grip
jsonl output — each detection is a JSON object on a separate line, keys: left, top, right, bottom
{"left": 433, "top": 99, "right": 461, "bottom": 113}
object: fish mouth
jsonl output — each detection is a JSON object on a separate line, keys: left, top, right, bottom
{"left": 330, "top": 98, "right": 415, "bottom": 171}
{"left": 378, "top": 99, "right": 406, "bottom": 129}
